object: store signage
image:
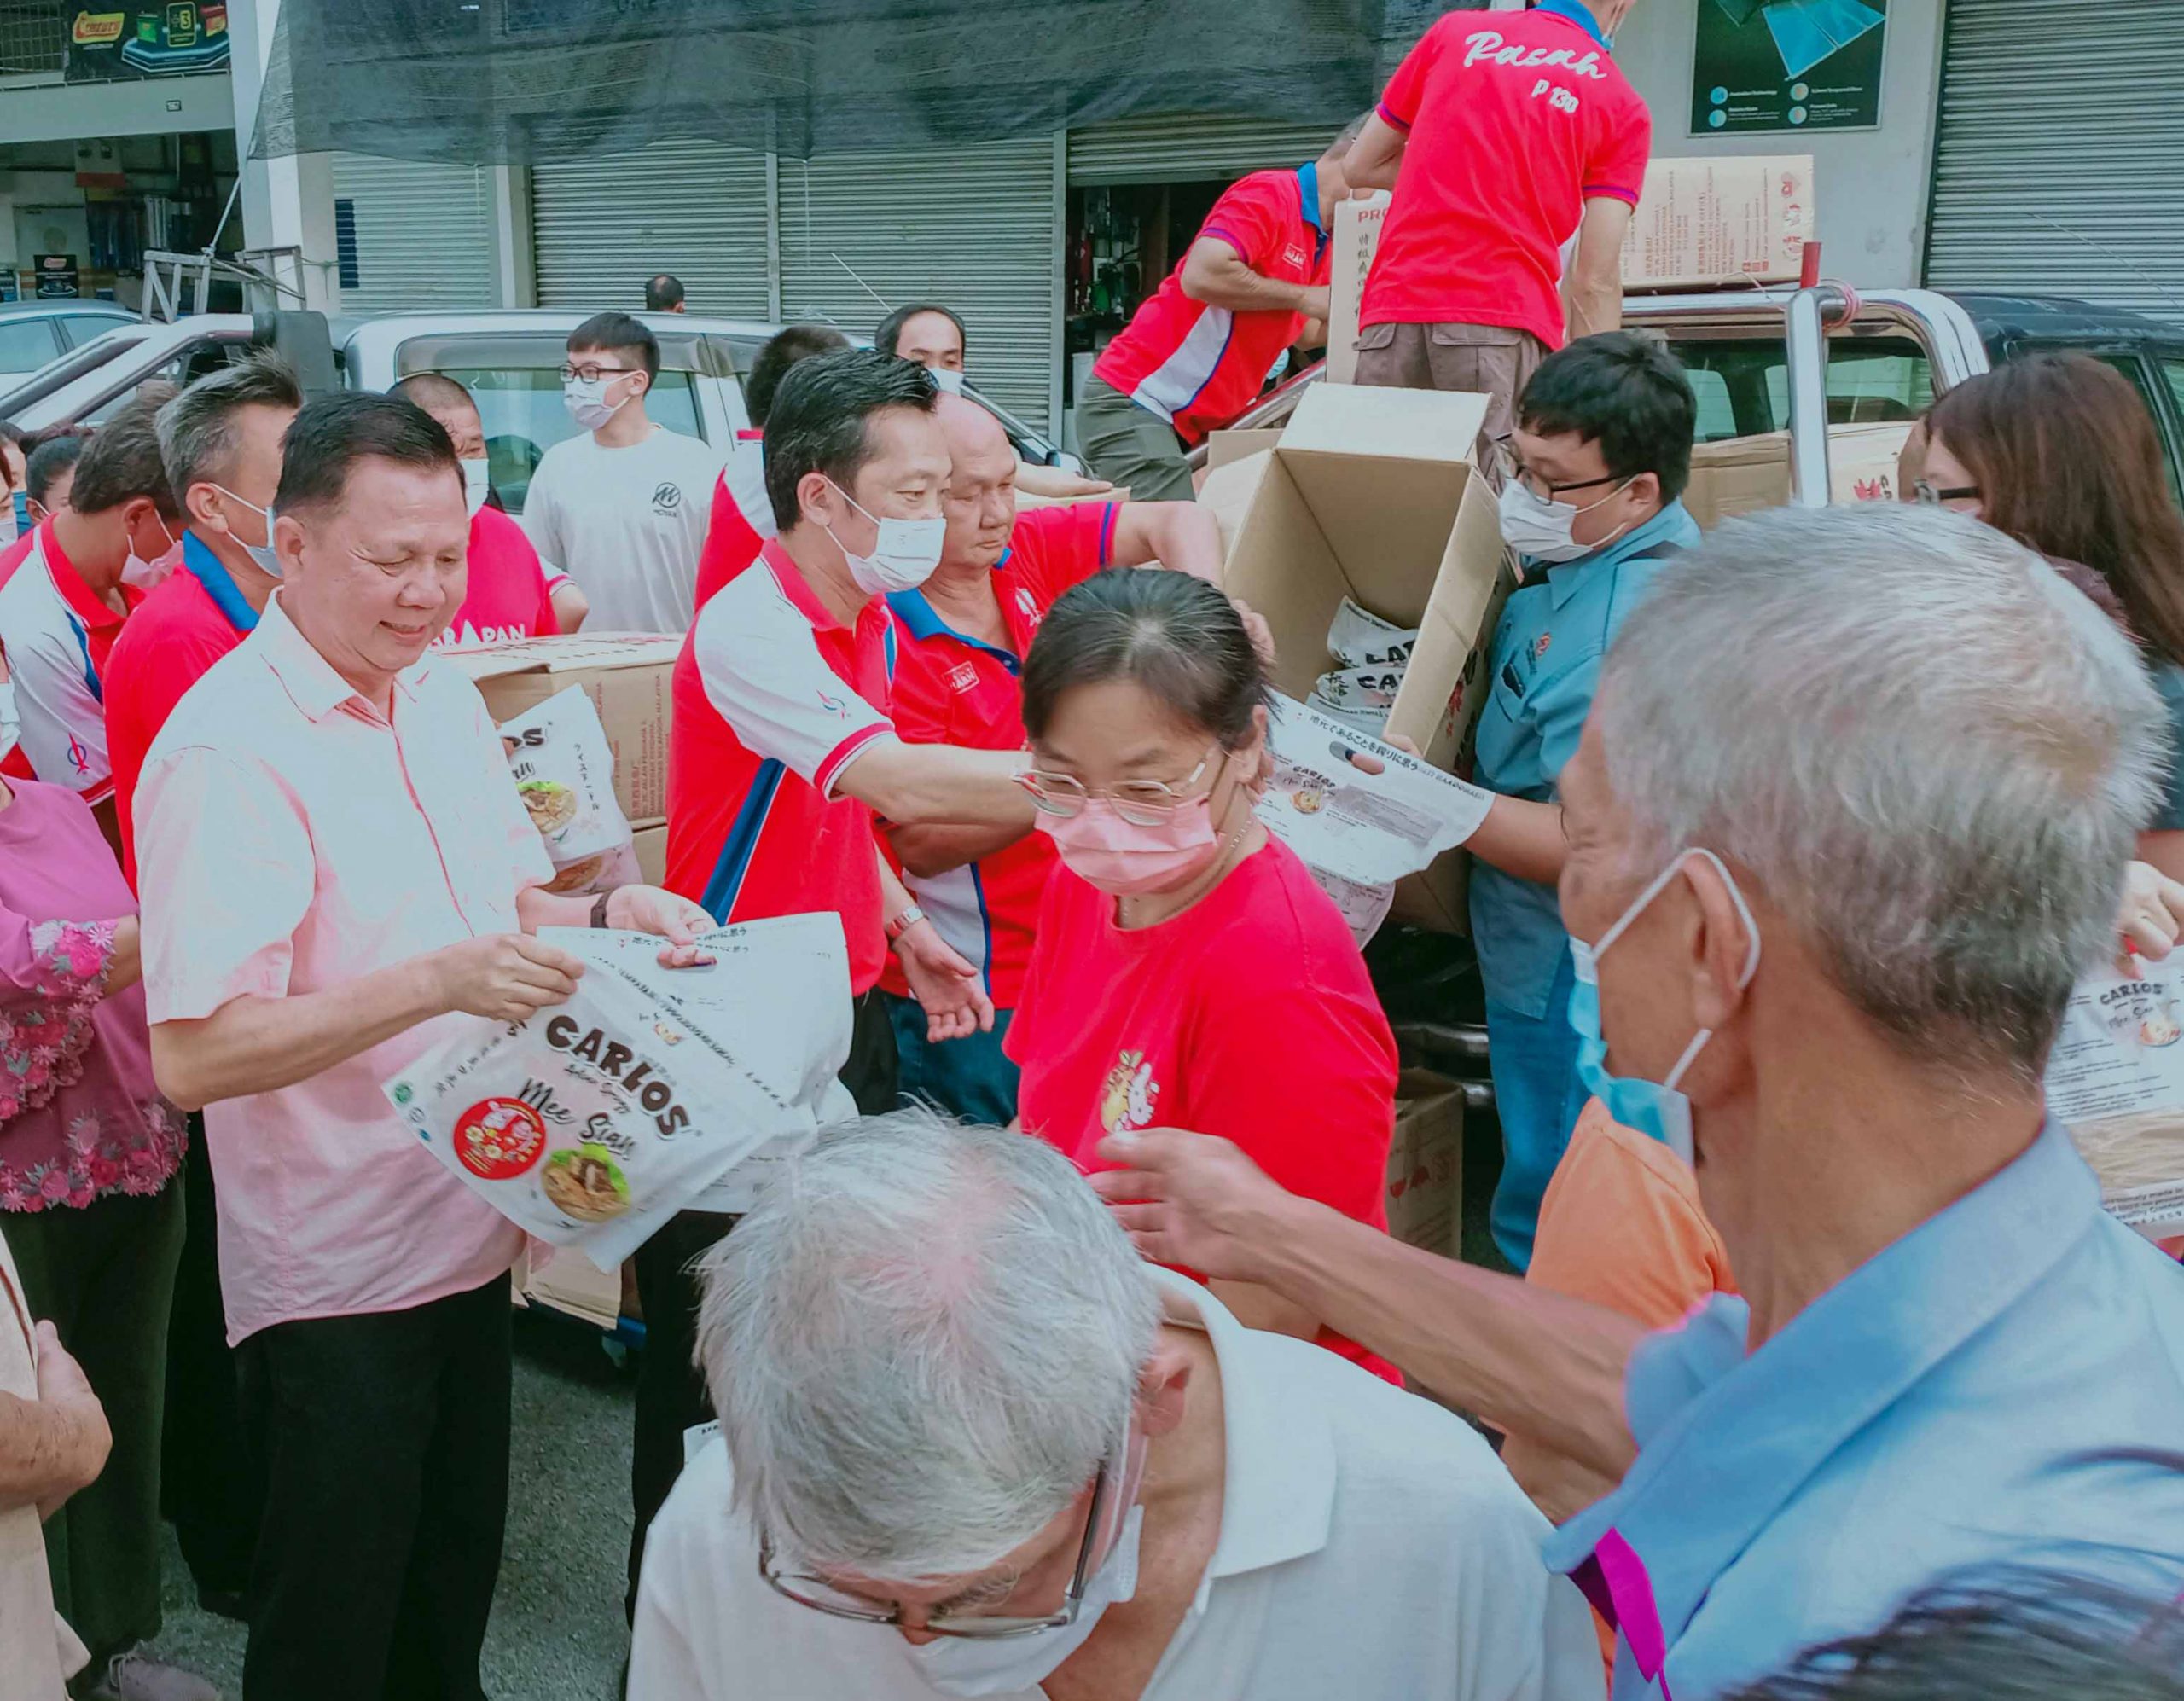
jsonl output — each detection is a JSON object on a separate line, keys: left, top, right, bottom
{"left": 66, "top": 3, "right": 231, "bottom": 83}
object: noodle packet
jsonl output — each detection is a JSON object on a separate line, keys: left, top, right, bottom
{"left": 383, "top": 914, "right": 851, "bottom": 1268}
{"left": 500, "top": 687, "right": 638, "bottom": 897}
{"left": 2045, "top": 958, "right": 2184, "bottom": 1237}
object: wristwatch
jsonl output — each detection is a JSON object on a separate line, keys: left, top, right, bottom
{"left": 886, "top": 904, "right": 927, "bottom": 946}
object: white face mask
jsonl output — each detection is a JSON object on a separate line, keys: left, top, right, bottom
{"left": 563, "top": 372, "right": 633, "bottom": 431}
{"left": 1497, "top": 474, "right": 1634, "bottom": 564}
{"left": 824, "top": 479, "right": 945, "bottom": 596}
{"left": 212, "top": 485, "right": 282, "bottom": 580}
{"left": 907, "top": 1505, "right": 1144, "bottom": 1698}
{"left": 0, "top": 681, "right": 18, "bottom": 765}
{"left": 929, "top": 366, "right": 966, "bottom": 395}
{"left": 462, "top": 456, "right": 491, "bottom": 517}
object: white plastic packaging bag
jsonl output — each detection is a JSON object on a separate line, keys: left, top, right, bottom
{"left": 500, "top": 687, "right": 639, "bottom": 897}
{"left": 383, "top": 914, "right": 852, "bottom": 1269}
{"left": 1309, "top": 597, "right": 1420, "bottom": 735}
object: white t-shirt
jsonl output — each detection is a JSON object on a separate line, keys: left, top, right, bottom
{"left": 521, "top": 424, "right": 726, "bottom": 633}
{"left": 630, "top": 1272, "right": 1602, "bottom": 1701}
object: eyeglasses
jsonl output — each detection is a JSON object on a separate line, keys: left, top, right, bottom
{"left": 1913, "top": 479, "right": 1980, "bottom": 506}
{"left": 757, "top": 1446, "right": 1121, "bottom": 1638}
{"left": 560, "top": 363, "right": 638, "bottom": 384}
{"left": 1513, "top": 466, "right": 1623, "bottom": 501}
{"left": 1015, "top": 746, "right": 1222, "bottom": 826}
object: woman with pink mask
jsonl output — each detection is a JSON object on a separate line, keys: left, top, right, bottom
{"left": 1006, "top": 569, "right": 1401, "bottom": 1379}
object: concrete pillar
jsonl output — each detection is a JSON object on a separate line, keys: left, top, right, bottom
{"left": 490, "top": 165, "right": 536, "bottom": 307}
{"left": 224, "top": 0, "right": 340, "bottom": 311}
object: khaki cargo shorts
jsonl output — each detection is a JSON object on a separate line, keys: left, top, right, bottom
{"left": 1352, "top": 322, "right": 1549, "bottom": 483}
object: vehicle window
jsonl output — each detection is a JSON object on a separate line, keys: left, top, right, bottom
{"left": 1684, "top": 367, "right": 1739, "bottom": 442}
{"left": 2164, "top": 358, "right": 2184, "bottom": 422}
{"left": 1679, "top": 336, "right": 1932, "bottom": 436}
{"left": 0, "top": 319, "right": 61, "bottom": 378}
{"left": 430, "top": 365, "right": 703, "bottom": 515}
{"left": 2088, "top": 354, "right": 2184, "bottom": 506}
{"left": 56, "top": 314, "right": 127, "bottom": 351}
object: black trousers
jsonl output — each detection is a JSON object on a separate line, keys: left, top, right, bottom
{"left": 624, "top": 986, "right": 897, "bottom": 1617}
{"left": 161, "top": 1124, "right": 260, "bottom": 1601}
{"left": 238, "top": 1274, "right": 514, "bottom": 1701}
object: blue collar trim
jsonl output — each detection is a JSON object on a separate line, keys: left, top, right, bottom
{"left": 1536, "top": 0, "right": 1611, "bottom": 49}
{"left": 1297, "top": 162, "right": 1326, "bottom": 234}
{"left": 181, "top": 531, "right": 260, "bottom": 634}
{"left": 885, "top": 584, "right": 1024, "bottom": 673}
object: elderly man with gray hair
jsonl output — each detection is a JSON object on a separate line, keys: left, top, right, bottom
{"left": 629, "top": 1108, "right": 1600, "bottom": 1701}
{"left": 1095, "top": 503, "right": 2184, "bottom": 1699}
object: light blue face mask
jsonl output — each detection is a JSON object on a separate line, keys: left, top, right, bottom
{"left": 1568, "top": 847, "right": 1760, "bottom": 1164}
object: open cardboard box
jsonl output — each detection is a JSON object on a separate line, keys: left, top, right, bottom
{"left": 1221, "top": 383, "right": 1512, "bottom": 932}
{"left": 445, "top": 634, "right": 683, "bottom": 824}
{"left": 1623, "top": 155, "right": 1815, "bottom": 292}
{"left": 1325, "top": 189, "right": 1391, "bottom": 386}
{"left": 1684, "top": 421, "right": 1914, "bottom": 528}
{"left": 1388, "top": 1069, "right": 1466, "bottom": 1256}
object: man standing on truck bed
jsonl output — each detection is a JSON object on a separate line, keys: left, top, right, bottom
{"left": 1074, "top": 121, "right": 1361, "bottom": 502}
{"left": 1343, "top": 0, "right": 1650, "bottom": 473}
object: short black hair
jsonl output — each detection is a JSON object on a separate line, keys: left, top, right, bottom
{"left": 1723, "top": 1566, "right": 2184, "bottom": 1701}
{"left": 1518, "top": 331, "right": 1697, "bottom": 502}
{"left": 273, "top": 391, "right": 460, "bottom": 520}
{"left": 157, "top": 355, "right": 305, "bottom": 500}
{"left": 392, "top": 372, "right": 478, "bottom": 418}
{"left": 569, "top": 311, "right": 660, "bottom": 384}
{"left": 25, "top": 429, "right": 90, "bottom": 508}
{"left": 746, "top": 323, "right": 851, "bottom": 429}
{"left": 1021, "top": 569, "right": 1270, "bottom": 750}
{"left": 68, "top": 398, "right": 179, "bottom": 520}
{"left": 644, "top": 273, "right": 685, "bottom": 311}
{"left": 761, "top": 347, "right": 938, "bottom": 533}
{"left": 874, "top": 303, "right": 966, "bottom": 363}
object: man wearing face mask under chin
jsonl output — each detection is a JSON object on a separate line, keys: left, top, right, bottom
{"left": 1456, "top": 331, "right": 1700, "bottom": 1272}
{"left": 629, "top": 1110, "right": 1600, "bottom": 1701}
{"left": 395, "top": 372, "right": 590, "bottom": 645}
{"left": 522, "top": 311, "right": 726, "bottom": 633}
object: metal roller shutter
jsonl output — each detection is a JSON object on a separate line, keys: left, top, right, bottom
{"left": 779, "top": 139, "right": 1058, "bottom": 427}
{"left": 1926, "top": 0, "right": 2184, "bottom": 325}
{"left": 330, "top": 154, "right": 496, "bottom": 312}
{"left": 531, "top": 142, "right": 770, "bottom": 318}
{"left": 1067, "top": 115, "right": 1345, "bottom": 185}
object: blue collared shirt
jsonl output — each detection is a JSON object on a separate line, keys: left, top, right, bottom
{"left": 180, "top": 531, "right": 261, "bottom": 634}
{"left": 1469, "top": 500, "right": 1701, "bottom": 1019}
{"left": 1545, "top": 1123, "right": 2184, "bottom": 1699}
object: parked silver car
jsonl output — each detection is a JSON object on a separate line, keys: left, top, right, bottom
{"left": 0, "top": 300, "right": 140, "bottom": 384}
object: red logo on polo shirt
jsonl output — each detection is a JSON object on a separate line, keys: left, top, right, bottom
{"left": 946, "top": 662, "right": 979, "bottom": 694}
{"left": 453, "top": 1096, "right": 548, "bottom": 1180}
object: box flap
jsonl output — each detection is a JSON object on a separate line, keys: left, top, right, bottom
{"left": 1206, "top": 429, "right": 1284, "bottom": 471}
{"left": 1200, "top": 449, "right": 1277, "bottom": 563}
{"left": 1280, "top": 382, "right": 1490, "bottom": 467}
{"left": 441, "top": 634, "right": 684, "bottom": 682}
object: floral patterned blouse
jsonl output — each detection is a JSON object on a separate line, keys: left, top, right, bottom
{"left": 0, "top": 778, "right": 184, "bottom": 1213}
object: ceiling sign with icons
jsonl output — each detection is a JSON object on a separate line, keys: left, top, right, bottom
{"left": 1690, "top": 0, "right": 1885, "bottom": 135}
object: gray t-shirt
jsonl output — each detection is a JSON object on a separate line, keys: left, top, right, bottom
{"left": 521, "top": 425, "right": 727, "bottom": 633}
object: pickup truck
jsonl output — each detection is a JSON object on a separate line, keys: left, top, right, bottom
{"left": 0, "top": 308, "right": 1085, "bottom": 515}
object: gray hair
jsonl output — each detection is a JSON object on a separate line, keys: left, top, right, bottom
{"left": 1594, "top": 503, "right": 2167, "bottom": 1080}
{"left": 695, "top": 1108, "right": 1163, "bottom": 1579}
{"left": 155, "top": 355, "right": 304, "bottom": 502}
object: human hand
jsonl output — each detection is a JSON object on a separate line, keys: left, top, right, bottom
{"left": 1088, "top": 1128, "right": 1295, "bottom": 1282}
{"left": 1048, "top": 471, "right": 1114, "bottom": 498}
{"left": 1298, "top": 284, "right": 1332, "bottom": 322}
{"left": 32, "top": 1321, "right": 110, "bottom": 1518}
{"left": 1340, "top": 731, "right": 1423, "bottom": 777}
{"left": 605, "top": 885, "right": 718, "bottom": 968}
{"left": 2116, "top": 861, "right": 2184, "bottom": 973}
{"left": 1231, "top": 599, "right": 1276, "bottom": 672}
{"left": 896, "top": 922, "right": 995, "bottom": 1043}
{"left": 431, "top": 932, "right": 585, "bottom": 1021}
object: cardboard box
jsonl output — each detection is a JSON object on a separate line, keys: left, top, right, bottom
{"left": 517, "top": 1245, "right": 624, "bottom": 1331}
{"left": 1206, "top": 428, "right": 1285, "bottom": 471}
{"left": 632, "top": 821, "right": 666, "bottom": 887}
{"left": 1387, "top": 1070, "right": 1464, "bottom": 1256}
{"left": 1220, "top": 383, "right": 1512, "bottom": 932}
{"left": 1683, "top": 421, "right": 1914, "bottom": 528}
{"left": 446, "top": 635, "right": 682, "bottom": 825}
{"left": 1623, "top": 156, "right": 1815, "bottom": 292}
{"left": 1325, "top": 189, "right": 1391, "bottom": 385}
{"left": 1198, "top": 448, "right": 1275, "bottom": 558}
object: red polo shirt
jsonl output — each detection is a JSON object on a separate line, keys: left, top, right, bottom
{"left": 1364, "top": 0, "right": 1650, "bottom": 351}
{"left": 877, "top": 502, "right": 1120, "bottom": 1007}
{"left": 0, "top": 519, "right": 142, "bottom": 804}
{"left": 665, "top": 539, "right": 900, "bottom": 994}
{"left": 693, "top": 429, "right": 771, "bottom": 612}
{"left": 1007, "top": 835, "right": 1401, "bottom": 1379}
{"left": 433, "top": 506, "right": 561, "bottom": 651}
{"left": 103, "top": 534, "right": 260, "bottom": 889}
{"left": 1093, "top": 165, "right": 1331, "bottom": 448}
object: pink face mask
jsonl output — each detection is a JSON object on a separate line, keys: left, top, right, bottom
{"left": 1037, "top": 793, "right": 1223, "bottom": 897}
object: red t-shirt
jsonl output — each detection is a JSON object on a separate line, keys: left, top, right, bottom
{"left": 1093, "top": 166, "right": 1332, "bottom": 448}
{"left": 433, "top": 506, "right": 560, "bottom": 650}
{"left": 102, "top": 535, "right": 261, "bottom": 890}
{"left": 665, "top": 539, "right": 899, "bottom": 994}
{"left": 1007, "top": 836, "right": 1400, "bottom": 1378}
{"left": 693, "top": 429, "right": 771, "bottom": 612}
{"left": 877, "top": 502, "right": 1121, "bottom": 1007}
{"left": 1364, "top": 2, "right": 1650, "bottom": 350}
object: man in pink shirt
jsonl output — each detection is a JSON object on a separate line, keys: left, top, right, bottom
{"left": 134, "top": 392, "right": 711, "bottom": 1698}
{"left": 1344, "top": 0, "right": 1650, "bottom": 467}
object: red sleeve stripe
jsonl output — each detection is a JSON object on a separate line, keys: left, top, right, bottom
{"left": 814, "top": 721, "right": 894, "bottom": 799}
{"left": 1377, "top": 102, "right": 1412, "bottom": 132}
{"left": 1097, "top": 502, "right": 1119, "bottom": 567}
{"left": 1584, "top": 183, "right": 1644, "bottom": 206}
